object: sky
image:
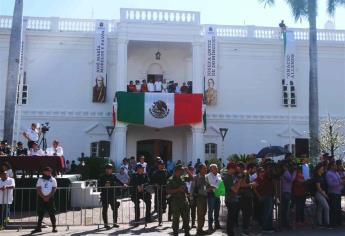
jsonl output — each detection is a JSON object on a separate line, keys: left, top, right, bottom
{"left": 1, "top": 0, "right": 345, "bottom": 30}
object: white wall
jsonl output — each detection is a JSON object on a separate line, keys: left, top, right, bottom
{"left": 0, "top": 22, "right": 344, "bottom": 162}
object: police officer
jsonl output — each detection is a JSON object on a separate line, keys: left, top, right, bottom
{"left": 98, "top": 164, "right": 123, "bottom": 229}
{"left": 130, "top": 163, "right": 152, "bottom": 223}
{"left": 0, "top": 141, "right": 10, "bottom": 156}
{"left": 150, "top": 160, "right": 168, "bottom": 225}
{"left": 166, "top": 164, "right": 190, "bottom": 236}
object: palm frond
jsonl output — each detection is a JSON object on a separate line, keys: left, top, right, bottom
{"left": 285, "top": 0, "right": 308, "bottom": 21}
{"left": 258, "top": 0, "right": 275, "bottom": 8}
{"left": 328, "top": 0, "right": 345, "bottom": 15}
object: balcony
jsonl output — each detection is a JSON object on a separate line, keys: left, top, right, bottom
{"left": 120, "top": 8, "right": 200, "bottom": 25}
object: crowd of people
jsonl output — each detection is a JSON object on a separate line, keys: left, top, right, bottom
{"left": 1, "top": 153, "right": 345, "bottom": 234}
{"left": 95, "top": 154, "right": 345, "bottom": 236}
{"left": 127, "top": 79, "right": 193, "bottom": 93}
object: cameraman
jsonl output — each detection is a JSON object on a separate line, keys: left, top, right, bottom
{"left": 23, "top": 123, "right": 40, "bottom": 149}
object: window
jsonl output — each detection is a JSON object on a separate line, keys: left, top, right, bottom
{"left": 282, "top": 80, "right": 296, "bottom": 107}
{"left": 205, "top": 143, "right": 217, "bottom": 154}
{"left": 90, "top": 141, "right": 110, "bottom": 157}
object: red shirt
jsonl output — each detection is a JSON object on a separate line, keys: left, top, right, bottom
{"left": 292, "top": 172, "right": 306, "bottom": 197}
{"left": 256, "top": 172, "right": 274, "bottom": 196}
{"left": 140, "top": 84, "right": 148, "bottom": 92}
{"left": 127, "top": 84, "right": 136, "bottom": 92}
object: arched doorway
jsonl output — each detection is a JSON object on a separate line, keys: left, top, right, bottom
{"left": 137, "top": 139, "right": 172, "bottom": 166}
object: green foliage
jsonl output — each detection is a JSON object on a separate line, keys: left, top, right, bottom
{"left": 78, "top": 157, "right": 114, "bottom": 180}
{"left": 227, "top": 154, "right": 255, "bottom": 163}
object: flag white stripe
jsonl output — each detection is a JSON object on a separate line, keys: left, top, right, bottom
{"left": 144, "top": 93, "right": 174, "bottom": 128}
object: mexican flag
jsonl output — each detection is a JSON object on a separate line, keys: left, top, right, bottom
{"left": 116, "top": 92, "right": 203, "bottom": 128}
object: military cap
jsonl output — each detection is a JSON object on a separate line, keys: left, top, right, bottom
{"left": 174, "top": 164, "right": 183, "bottom": 171}
{"left": 105, "top": 163, "right": 113, "bottom": 169}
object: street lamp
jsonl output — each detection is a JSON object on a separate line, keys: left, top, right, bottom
{"left": 219, "top": 128, "right": 229, "bottom": 159}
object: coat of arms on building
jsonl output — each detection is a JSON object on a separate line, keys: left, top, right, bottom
{"left": 149, "top": 100, "right": 170, "bottom": 119}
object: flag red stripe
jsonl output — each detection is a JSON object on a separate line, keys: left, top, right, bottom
{"left": 174, "top": 93, "right": 203, "bottom": 126}
{"left": 112, "top": 105, "right": 116, "bottom": 126}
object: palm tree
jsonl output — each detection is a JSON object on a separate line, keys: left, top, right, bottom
{"left": 3, "top": 0, "right": 23, "bottom": 144}
{"left": 259, "top": 0, "right": 345, "bottom": 163}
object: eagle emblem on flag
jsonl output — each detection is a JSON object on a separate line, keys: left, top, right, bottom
{"left": 149, "top": 100, "right": 170, "bottom": 119}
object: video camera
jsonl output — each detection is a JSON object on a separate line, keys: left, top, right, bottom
{"left": 40, "top": 122, "right": 50, "bottom": 133}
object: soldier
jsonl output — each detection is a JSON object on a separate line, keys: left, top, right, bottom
{"left": 190, "top": 164, "right": 208, "bottom": 235}
{"left": 150, "top": 160, "right": 168, "bottom": 225}
{"left": 98, "top": 164, "right": 123, "bottom": 229}
{"left": 166, "top": 164, "right": 190, "bottom": 236}
{"left": 130, "top": 163, "right": 152, "bottom": 224}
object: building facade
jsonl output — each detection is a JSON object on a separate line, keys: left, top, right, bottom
{"left": 0, "top": 9, "right": 345, "bottom": 167}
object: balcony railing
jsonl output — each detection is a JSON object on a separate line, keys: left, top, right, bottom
{"left": 0, "top": 14, "right": 345, "bottom": 42}
{"left": 0, "top": 16, "right": 118, "bottom": 33}
{"left": 214, "top": 25, "right": 345, "bottom": 41}
{"left": 120, "top": 8, "right": 200, "bottom": 25}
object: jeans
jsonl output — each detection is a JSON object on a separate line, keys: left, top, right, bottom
{"left": 36, "top": 197, "right": 56, "bottom": 229}
{"left": 226, "top": 201, "right": 239, "bottom": 236}
{"left": 261, "top": 195, "right": 274, "bottom": 230}
{"left": 0, "top": 204, "right": 10, "bottom": 226}
{"left": 239, "top": 196, "right": 252, "bottom": 230}
{"left": 207, "top": 194, "right": 220, "bottom": 228}
{"left": 294, "top": 196, "right": 305, "bottom": 223}
{"left": 328, "top": 193, "right": 342, "bottom": 226}
{"left": 315, "top": 191, "right": 329, "bottom": 226}
{"left": 281, "top": 192, "right": 291, "bottom": 227}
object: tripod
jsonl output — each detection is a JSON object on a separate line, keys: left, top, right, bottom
{"left": 39, "top": 132, "right": 48, "bottom": 151}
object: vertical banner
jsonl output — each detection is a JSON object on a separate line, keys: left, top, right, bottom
{"left": 204, "top": 25, "right": 218, "bottom": 106}
{"left": 283, "top": 30, "right": 296, "bottom": 86}
{"left": 283, "top": 30, "right": 297, "bottom": 106}
{"left": 92, "top": 20, "right": 108, "bottom": 103}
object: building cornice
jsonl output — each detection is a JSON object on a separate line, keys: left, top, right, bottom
{"left": 0, "top": 110, "right": 343, "bottom": 124}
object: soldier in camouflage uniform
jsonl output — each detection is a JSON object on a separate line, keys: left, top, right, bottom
{"left": 166, "top": 164, "right": 190, "bottom": 236}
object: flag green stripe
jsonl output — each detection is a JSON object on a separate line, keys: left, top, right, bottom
{"left": 116, "top": 92, "right": 144, "bottom": 124}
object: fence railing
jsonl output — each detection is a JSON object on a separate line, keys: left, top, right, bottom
{"left": 0, "top": 184, "right": 280, "bottom": 231}
{"left": 1, "top": 184, "right": 344, "bottom": 231}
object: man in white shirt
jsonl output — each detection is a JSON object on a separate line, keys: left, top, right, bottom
{"left": 31, "top": 167, "right": 57, "bottom": 234}
{"left": 29, "top": 142, "right": 45, "bottom": 156}
{"left": 23, "top": 123, "right": 40, "bottom": 149}
{"left": 154, "top": 79, "right": 162, "bottom": 92}
{"left": 206, "top": 164, "right": 222, "bottom": 231}
{"left": 46, "top": 140, "right": 64, "bottom": 156}
{"left": 147, "top": 80, "right": 155, "bottom": 92}
{"left": 174, "top": 83, "right": 181, "bottom": 93}
{"left": 0, "top": 171, "right": 15, "bottom": 229}
{"left": 137, "top": 155, "right": 148, "bottom": 173}
{"left": 115, "top": 167, "right": 130, "bottom": 185}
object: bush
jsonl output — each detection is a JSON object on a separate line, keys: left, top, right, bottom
{"left": 78, "top": 157, "right": 114, "bottom": 180}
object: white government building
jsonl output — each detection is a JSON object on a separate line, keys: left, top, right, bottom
{"left": 0, "top": 8, "right": 345, "bottom": 167}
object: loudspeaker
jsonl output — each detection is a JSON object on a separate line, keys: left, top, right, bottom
{"left": 295, "top": 138, "right": 309, "bottom": 157}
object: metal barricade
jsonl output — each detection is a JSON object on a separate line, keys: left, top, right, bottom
{"left": 1, "top": 184, "right": 344, "bottom": 232}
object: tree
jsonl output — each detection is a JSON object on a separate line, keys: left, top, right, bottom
{"left": 319, "top": 114, "right": 345, "bottom": 157}
{"left": 3, "top": 0, "right": 24, "bottom": 144}
{"left": 259, "top": 0, "right": 345, "bottom": 163}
